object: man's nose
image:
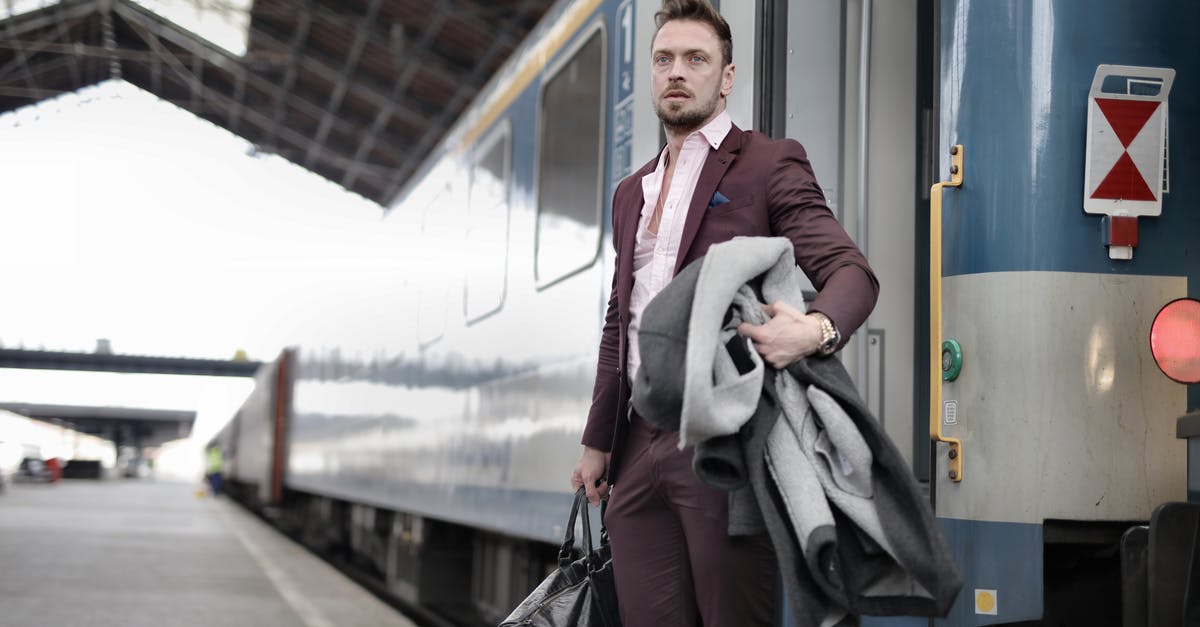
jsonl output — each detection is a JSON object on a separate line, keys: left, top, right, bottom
{"left": 668, "top": 57, "right": 687, "bottom": 80}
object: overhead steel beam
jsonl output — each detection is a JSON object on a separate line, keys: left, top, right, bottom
{"left": 0, "top": 402, "right": 196, "bottom": 425}
{"left": 0, "top": 348, "right": 261, "bottom": 377}
{"left": 0, "top": 0, "right": 96, "bottom": 39}
{"left": 1, "top": 5, "right": 41, "bottom": 88}
{"left": 297, "top": 0, "right": 480, "bottom": 105}
{"left": 0, "top": 39, "right": 234, "bottom": 65}
{"left": 113, "top": 3, "right": 406, "bottom": 173}
{"left": 0, "top": 84, "right": 77, "bottom": 99}
{"left": 0, "top": 402, "right": 196, "bottom": 447}
{"left": 99, "top": 0, "right": 120, "bottom": 79}
{"left": 246, "top": 14, "right": 428, "bottom": 130}
{"left": 189, "top": 49, "right": 202, "bottom": 111}
{"left": 302, "top": 0, "right": 382, "bottom": 169}
{"left": 56, "top": 0, "right": 84, "bottom": 86}
{"left": 1, "top": 55, "right": 80, "bottom": 85}
{"left": 384, "top": 0, "right": 540, "bottom": 201}
{"left": 124, "top": 15, "right": 395, "bottom": 184}
{"left": 227, "top": 61, "right": 245, "bottom": 133}
{"left": 341, "top": 0, "right": 452, "bottom": 191}
{"left": 263, "top": 1, "right": 311, "bottom": 152}
{"left": 148, "top": 24, "right": 161, "bottom": 91}
{"left": 0, "top": 4, "right": 91, "bottom": 82}
{"left": 447, "top": 0, "right": 526, "bottom": 51}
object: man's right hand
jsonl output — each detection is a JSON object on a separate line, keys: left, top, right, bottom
{"left": 570, "top": 446, "right": 612, "bottom": 506}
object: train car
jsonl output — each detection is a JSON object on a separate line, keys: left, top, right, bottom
{"left": 218, "top": 0, "right": 1200, "bottom": 625}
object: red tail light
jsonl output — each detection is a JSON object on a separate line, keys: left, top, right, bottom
{"left": 1150, "top": 298, "right": 1200, "bottom": 384}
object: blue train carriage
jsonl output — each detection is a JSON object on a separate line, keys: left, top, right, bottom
{"left": 930, "top": 1, "right": 1200, "bottom": 625}
{"left": 219, "top": 0, "right": 1200, "bottom": 625}
{"left": 242, "top": 0, "right": 649, "bottom": 622}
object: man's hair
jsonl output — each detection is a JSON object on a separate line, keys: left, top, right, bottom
{"left": 654, "top": 0, "right": 733, "bottom": 68}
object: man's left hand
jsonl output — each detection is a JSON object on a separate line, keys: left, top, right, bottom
{"left": 737, "top": 301, "right": 823, "bottom": 368}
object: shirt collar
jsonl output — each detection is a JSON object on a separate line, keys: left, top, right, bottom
{"left": 653, "top": 110, "right": 734, "bottom": 169}
{"left": 696, "top": 109, "right": 733, "bottom": 150}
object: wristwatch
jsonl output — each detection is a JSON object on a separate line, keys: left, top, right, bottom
{"left": 810, "top": 312, "right": 840, "bottom": 356}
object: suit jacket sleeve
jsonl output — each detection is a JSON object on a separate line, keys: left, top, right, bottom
{"left": 767, "top": 139, "right": 879, "bottom": 342}
{"left": 580, "top": 186, "right": 627, "bottom": 451}
{"left": 581, "top": 266, "right": 621, "bottom": 451}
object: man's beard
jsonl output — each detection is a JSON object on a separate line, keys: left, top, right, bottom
{"left": 655, "top": 84, "right": 719, "bottom": 133}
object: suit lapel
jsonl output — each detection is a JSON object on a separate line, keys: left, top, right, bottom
{"left": 615, "top": 157, "right": 656, "bottom": 315}
{"left": 673, "top": 125, "right": 746, "bottom": 275}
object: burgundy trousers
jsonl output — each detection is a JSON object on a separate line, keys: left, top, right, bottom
{"left": 605, "top": 415, "right": 778, "bottom": 627}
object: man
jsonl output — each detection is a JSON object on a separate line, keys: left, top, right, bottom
{"left": 570, "top": 1, "right": 878, "bottom": 624}
{"left": 205, "top": 444, "right": 223, "bottom": 496}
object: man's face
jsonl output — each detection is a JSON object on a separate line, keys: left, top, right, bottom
{"left": 651, "top": 19, "right": 734, "bottom": 133}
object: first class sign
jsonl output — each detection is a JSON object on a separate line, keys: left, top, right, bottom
{"left": 1083, "top": 64, "right": 1175, "bottom": 260}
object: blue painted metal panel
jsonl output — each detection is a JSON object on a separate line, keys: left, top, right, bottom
{"left": 938, "top": 1, "right": 1200, "bottom": 418}
{"left": 936, "top": 518, "right": 1042, "bottom": 625}
{"left": 861, "top": 616, "right": 930, "bottom": 627}
{"left": 939, "top": 1, "right": 1200, "bottom": 282}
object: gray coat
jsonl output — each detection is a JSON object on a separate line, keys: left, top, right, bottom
{"left": 631, "top": 237, "right": 961, "bottom": 626}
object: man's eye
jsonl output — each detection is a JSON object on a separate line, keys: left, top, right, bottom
{"left": 655, "top": 55, "right": 670, "bottom": 65}
{"left": 690, "top": 55, "right": 705, "bottom": 63}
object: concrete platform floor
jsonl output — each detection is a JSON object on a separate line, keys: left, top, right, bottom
{"left": 0, "top": 479, "right": 417, "bottom": 627}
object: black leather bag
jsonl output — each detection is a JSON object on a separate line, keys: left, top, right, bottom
{"left": 499, "top": 488, "right": 621, "bottom": 626}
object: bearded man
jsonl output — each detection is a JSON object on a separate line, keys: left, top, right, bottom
{"left": 570, "top": 1, "right": 878, "bottom": 624}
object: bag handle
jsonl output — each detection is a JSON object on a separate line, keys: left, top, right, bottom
{"left": 599, "top": 496, "right": 610, "bottom": 546}
{"left": 559, "top": 487, "right": 611, "bottom": 569}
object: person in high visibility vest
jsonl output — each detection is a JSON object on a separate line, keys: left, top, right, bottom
{"left": 205, "top": 445, "right": 223, "bottom": 496}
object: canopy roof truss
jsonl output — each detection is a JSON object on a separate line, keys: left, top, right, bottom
{"left": 0, "top": 0, "right": 553, "bottom": 205}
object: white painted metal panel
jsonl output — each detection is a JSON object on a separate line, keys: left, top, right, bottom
{"left": 936, "top": 271, "right": 1187, "bottom": 524}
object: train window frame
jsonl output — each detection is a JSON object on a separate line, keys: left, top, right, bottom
{"left": 416, "top": 181, "right": 454, "bottom": 349}
{"left": 464, "top": 119, "right": 513, "bottom": 325}
{"left": 532, "top": 20, "right": 607, "bottom": 290}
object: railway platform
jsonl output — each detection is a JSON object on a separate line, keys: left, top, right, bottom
{"left": 0, "top": 479, "right": 417, "bottom": 627}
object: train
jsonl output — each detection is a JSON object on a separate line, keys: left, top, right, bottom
{"left": 212, "top": 0, "right": 1200, "bottom": 625}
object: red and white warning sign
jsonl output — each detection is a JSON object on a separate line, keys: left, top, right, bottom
{"left": 1084, "top": 65, "right": 1174, "bottom": 259}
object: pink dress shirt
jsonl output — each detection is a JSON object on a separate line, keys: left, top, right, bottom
{"left": 626, "top": 111, "right": 733, "bottom": 383}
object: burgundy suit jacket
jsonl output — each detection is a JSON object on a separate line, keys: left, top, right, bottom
{"left": 582, "top": 124, "right": 879, "bottom": 484}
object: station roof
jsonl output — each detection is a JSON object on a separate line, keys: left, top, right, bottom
{"left": 0, "top": 348, "right": 262, "bottom": 377}
{"left": 0, "top": 0, "right": 555, "bottom": 205}
{"left": 0, "top": 401, "right": 195, "bottom": 447}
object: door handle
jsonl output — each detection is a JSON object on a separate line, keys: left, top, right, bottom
{"left": 930, "top": 145, "right": 964, "bottom": 482}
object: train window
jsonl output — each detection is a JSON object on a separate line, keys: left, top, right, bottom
{"left": 417, "top": 183, "right": 454, "bottom": 347}
{"left": 465, "top": 123, "right": 511, "bottom": 323}
{"left": 534, "top": 26, "right": 606, "bottom": 287}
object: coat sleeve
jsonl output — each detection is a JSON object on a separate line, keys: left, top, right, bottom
{"left": 580, "top": 186, "right": 627, "bottom": 451}
{"left": 766, "top": 139, "right": 879, "bottom": 344}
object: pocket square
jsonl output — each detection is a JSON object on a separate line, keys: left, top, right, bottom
{"left": 708, "top": 190, "right": 731, "bottom": 209}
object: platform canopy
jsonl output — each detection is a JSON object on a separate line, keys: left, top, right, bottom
{"left": 0, "top": 0, "right": 554, "bottom": 205}
{"left": 0, "top": 401, "right": 194, "bottom": 447}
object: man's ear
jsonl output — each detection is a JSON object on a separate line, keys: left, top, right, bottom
{"left": 721, "top": 63, "right": 736, "bottom": 97}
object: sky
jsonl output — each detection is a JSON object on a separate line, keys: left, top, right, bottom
{"left": 0, "top": 79, "right": 400, "bottom": 477}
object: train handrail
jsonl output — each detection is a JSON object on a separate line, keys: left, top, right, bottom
{"left": 930, "top": 145, "right": 964, "bottom": 483}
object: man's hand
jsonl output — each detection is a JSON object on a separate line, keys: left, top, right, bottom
{"left": 737, "top": 301, "right": 823, "bottom": 368}
{"left": 570, "top": 446, "right": 612, "bottom": 506}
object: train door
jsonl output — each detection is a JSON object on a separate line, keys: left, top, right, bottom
{"left": 751, "top": 2, "right": 930, "bottom": 624}
{"left": 747, "top": 0, "right": 925, "bottom": 476}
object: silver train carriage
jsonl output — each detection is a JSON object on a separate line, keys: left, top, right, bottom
{"left": 216, "top": 0, "right": 1200, "bottom": 625}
